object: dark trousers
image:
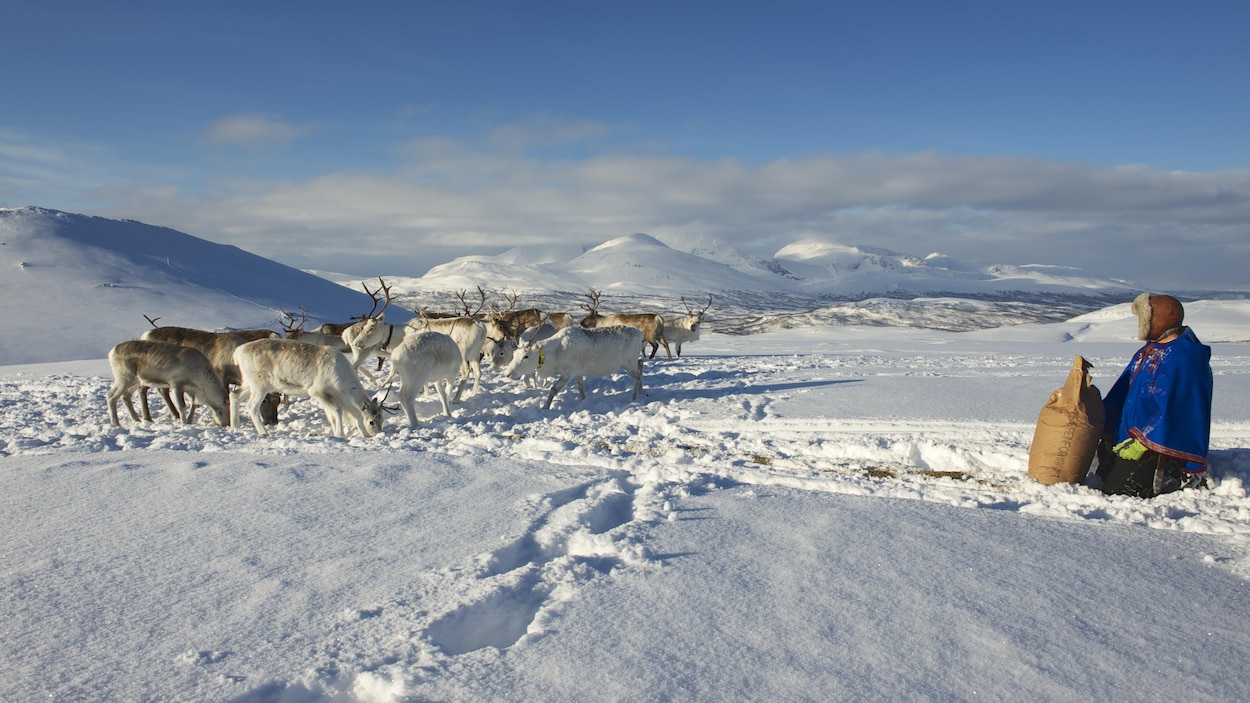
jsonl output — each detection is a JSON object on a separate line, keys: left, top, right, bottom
{"left": 1096, "top": 442, "right": 1205, "bottom": 498}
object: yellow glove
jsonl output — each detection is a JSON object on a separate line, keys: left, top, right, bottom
{"left": 1114, "top": 438, "right": 1149, "bottom": 461}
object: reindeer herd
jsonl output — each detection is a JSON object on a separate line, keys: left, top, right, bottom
{"left": 105, "top": 281, "right": 713, "bottom": 438}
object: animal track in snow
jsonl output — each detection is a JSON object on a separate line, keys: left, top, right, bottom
{"left": 310, "top": 469, "right": 660, "bottom": 684}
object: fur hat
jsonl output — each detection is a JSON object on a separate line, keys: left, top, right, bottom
{"left": 1131, "top": 292, "right": 1185, "bottom": 341}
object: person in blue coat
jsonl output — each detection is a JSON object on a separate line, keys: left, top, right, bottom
{"left": 1096, "top": 293, "right": 1213, "bottom": 498}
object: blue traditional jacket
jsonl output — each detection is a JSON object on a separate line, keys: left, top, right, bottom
{"left": 1102, "top": 328, "right": 1213, "bottom": 472}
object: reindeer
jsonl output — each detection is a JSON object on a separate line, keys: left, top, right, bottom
{"left": 486, "top": 318, "right": 559, "bottom": 373}
{"left": 503, "top": 325, "right": 645, "bottom": 410}
{"left": 664, "top": 295, "right": 712, "bottom": 357}
{"left": 226, "top": 328, "right": 281, "bottom": 342}
{"left": 280, "top": 308, "right": 353, "bottom": 352}
{"left": 231, "top": 338, "right": 388, "bottom": 438}
{"left": 407, "top": 292, "right": 488, "bottom": 402}
{"left": 107, "top": 340, "right": 230, "bottom": 427}
{"left": 343, "top": 278, "right": 409, "bottom": 372}
{"left": 579, "top": 288, "right": 673, "bottom": 360}
{"left": 379, "top": 330, "right": 463, "bottom": 427}
{"left": 140, "top": 322, "right": 281, "bottom": 425}
{"left": 547, "top": 312, "right": 576, "bottom": 330}
{"left": 489, "top": 290, "right": 545, "bottom": 341}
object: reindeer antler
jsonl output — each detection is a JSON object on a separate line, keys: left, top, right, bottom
{"left": 143, "top": 314, "right": 162, "bottom": 328}
{"left": 280, "top": 307, "right": 309, "bottom": 334}
{"left": 682, "top": 294, "right": 713, "bottom": 316}
{"left": 455, "top": 286, "right": 488, "bottom": 317}
{"left": 580, "top": 288, "right": 603, "bottom": 314}
{"left": 359, "top": 277, "right": 393, "bottom": 319}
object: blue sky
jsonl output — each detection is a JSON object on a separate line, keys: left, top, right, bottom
{"left": 2, "top": 1, "right": 1248, "bottom": 290}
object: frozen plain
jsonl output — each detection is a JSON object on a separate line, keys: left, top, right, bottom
{"left": 3, "top": 302, "right": 1250, "bottom": 702}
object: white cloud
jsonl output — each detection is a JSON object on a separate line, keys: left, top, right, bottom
{"left": 17, "top": 117, "right": 1247, "bottom": 290}
{"left": 203, "top": 114, "right": 312, "bottom": 147}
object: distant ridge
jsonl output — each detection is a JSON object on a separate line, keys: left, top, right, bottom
{"left": 363, "top": 230, "right": 1139, "bottom": 304}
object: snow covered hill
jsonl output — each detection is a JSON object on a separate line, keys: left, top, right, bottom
{"left": 0, "top": 207, "right": 410, "bottom": 364}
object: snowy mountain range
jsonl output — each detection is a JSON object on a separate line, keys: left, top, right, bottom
{"left": 0, "top": 206, "right": 1188, "bottom": 364}
{"left": 387, "top": 231, "right": 1137, "bottom": 300}
{"left": 339, "top": 231, "right": 1145, "bottom": 335}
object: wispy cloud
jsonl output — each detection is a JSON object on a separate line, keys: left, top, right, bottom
{"left": 203, "top": 113, "right": 313, "bottom": 147}
{"left": 486, "top": 115, "right": 614, "bottom": 152}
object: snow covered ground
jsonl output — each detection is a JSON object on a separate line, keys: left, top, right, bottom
{"left": 3, "top": 304, "right": 1250, "bottom": 702}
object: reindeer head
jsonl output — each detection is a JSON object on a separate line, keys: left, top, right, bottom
{"left": 280, "top": 308, "right": 310, "bottom": 339}
{"left": 682, "top": 294, "right": 713, "bottom": 332}
{"left": 349, "top": 278, "right": 394, "bottom": 349}
{"left": 579, "top": 288, "right": 603, "bottom": 327}
{"left": 360, "top": 385, "right": 396, "bottom": 437}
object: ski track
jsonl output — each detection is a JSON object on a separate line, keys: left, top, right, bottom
{"left": 4, "top": 350, "right": 1250, "bottom": 699}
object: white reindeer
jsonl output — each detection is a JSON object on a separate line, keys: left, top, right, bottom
{"left": 344, "top": 314, "right": 407, "bottom": 370}
{"left": 663, "top": 295, "right": 712, "bottom": 358}
{"left": 503, "top": 325, "right": 645, "bottom": 409}
{"left": 480, "top": 318, "right": 513, "bottom": 368}
{"left": 341, "top": 278, "right": 408, "bottom": 374}
{"left": 406, "top": 315, "right": 486, "bottom": 401}
{"left": 487, "top": 321, "right": 559, "bottom": 383}
{"left": 231, "top": 338, "right": 386, "bottom": 438}
{"left": 107, "top": 340, "right": 230, "bottom": 427}
{"left": 379, "top": 330, "right": 463, "bottom": 427}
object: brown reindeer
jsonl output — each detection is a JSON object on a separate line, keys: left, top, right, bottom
{"left": 141, "top": 321, "right": 282, "bottom": 425}
{"left": 108, "top": 340, "right": 230, "bottom": 428}
{"left": 579, "top": 289, "right": 672, "bottom": 360}
{"left": 490, "top": 290, "right": 545, "bottom": 341}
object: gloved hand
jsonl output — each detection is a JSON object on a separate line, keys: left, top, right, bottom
{"left": 1114, "top": 438, "right": 1149, "bottom": 461}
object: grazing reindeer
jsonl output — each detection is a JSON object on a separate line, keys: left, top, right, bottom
{"left": 107, "top": 340, "right": 230, "bottom": 427}
{"left": 490, "top": 290, "right": 545, "bottom": 341}
{"left": 481, "top": 317, "right": 513, "bottom": 367}
{"left": 141, "top": 322, "right": 281, "bottom": 426}
{"left": 503, "top": 325, "right": 645, "bottom": 409}
{"left": 232, "top": 338, "right": 387, "bottom": 438}
{"left": 380, "top": 330, "right": 463, "bottom": 427}
{"left": 579, "top": 288, "right": 673, "bottom": 360}
{"left": 486, "top": 319, "right": 559, "bottom": 374}
{"left": 664, "top": 295, "right": 712, "bottom": 357}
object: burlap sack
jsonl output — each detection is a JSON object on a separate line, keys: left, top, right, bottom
{"left": 1028, "top": 355, "right": 1105, "bottom": 485}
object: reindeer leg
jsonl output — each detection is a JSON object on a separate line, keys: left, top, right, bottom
{"left": 544, "top": 376, "right": 569, "bottom": 409}
{"left": 139, "top": 386, "right": 154, "bottom": 421}
{"left": 434, "top": 380, "right": 452, "bottom": 418}
{"left": 399, "top": 381, "right": 419, "bottom": 428}
{"left": 158, "top": 387, "right": 181, "bottom": 422}
{"left": 631, "top": 359, "right": 644, "bottom": 400}
{"left": 171, "top": 384, "right": 193, "bottom": 425}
